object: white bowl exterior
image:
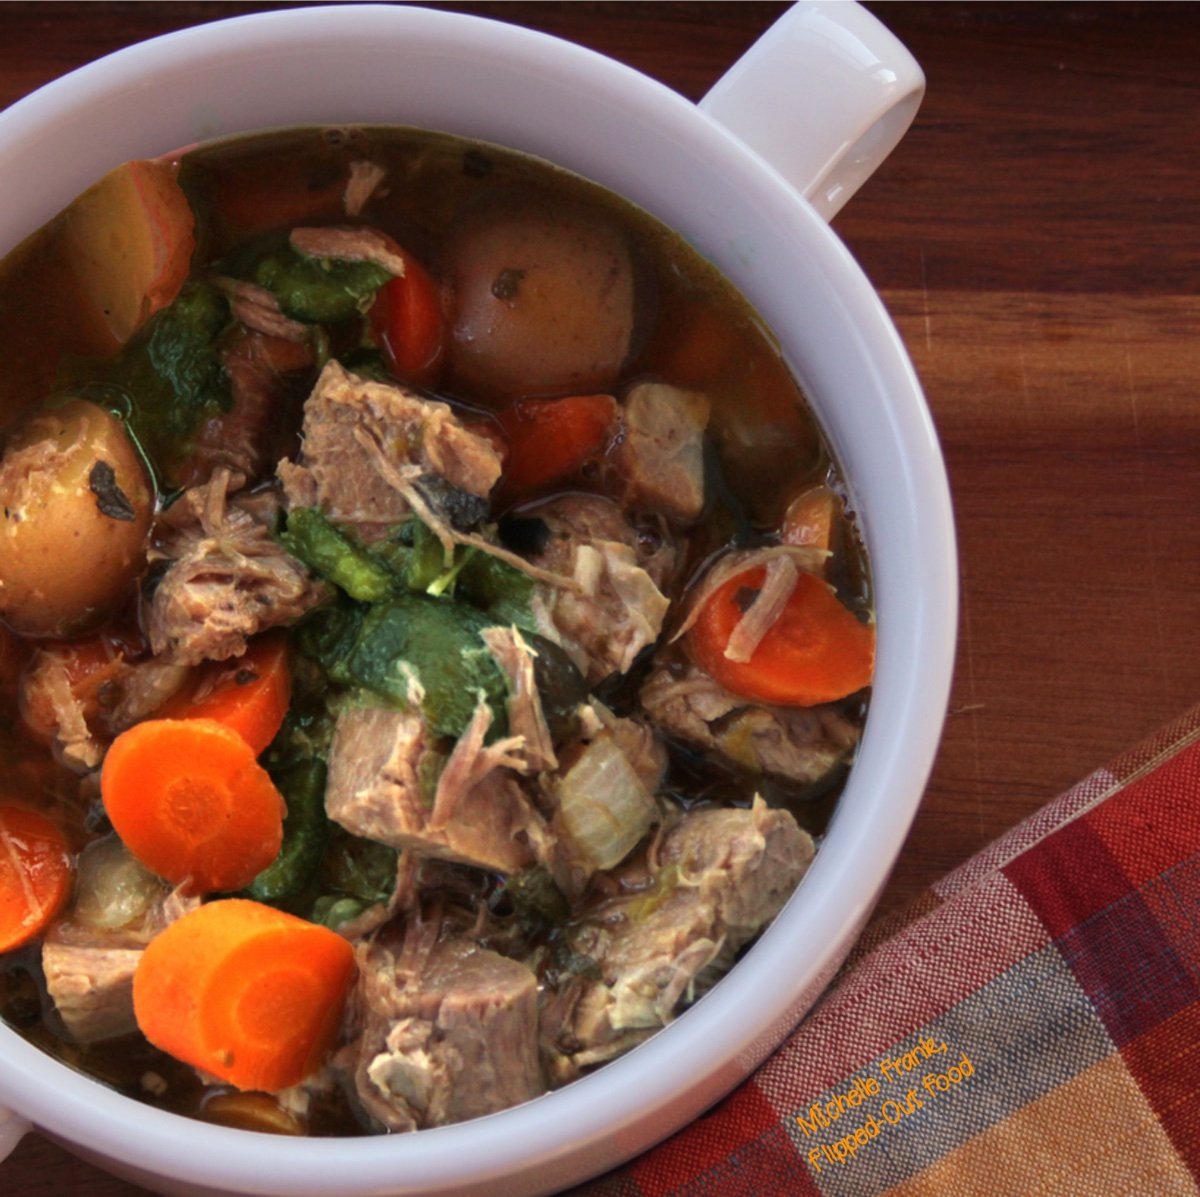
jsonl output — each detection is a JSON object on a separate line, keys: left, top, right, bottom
{"left": 0, "top": 6, "right": 957, "bottom": 1195}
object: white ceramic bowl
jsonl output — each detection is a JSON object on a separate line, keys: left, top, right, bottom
{"left": 0, "top": 5, "right": 957, "bottom": 1194}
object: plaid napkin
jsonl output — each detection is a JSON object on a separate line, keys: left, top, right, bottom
{"left": 575, "top": 703, "right": 1200, "bottom": 1196}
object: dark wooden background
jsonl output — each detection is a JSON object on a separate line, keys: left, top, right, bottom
{"left": 2, "top": 3, "right": 1198, "bottom": 1192}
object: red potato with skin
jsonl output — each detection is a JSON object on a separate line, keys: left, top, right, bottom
{"left": 59, "top": 159, "right": 196, "bottom": 348}
{"left": 0, "top": 400, "right": 154, "bottom": 639}
{"left": 445, "top": 206, "right": 635, "bottom": 400}
{"left": 0, "top": 160, "right": 195, "bottom": 427}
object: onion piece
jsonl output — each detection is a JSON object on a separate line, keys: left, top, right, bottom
{"left": 669, "top": 544, "right": 828, "bottom": 645}
{"left": 722, "top": 554, "right": 799, "bottom": 663}
{"left": 554, "top": 737, "right": 658, "bottom": 871}
{"left": 72, "top": 836, "right": 163, "bottom": 932}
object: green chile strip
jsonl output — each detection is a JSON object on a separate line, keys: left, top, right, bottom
{"left": 245, "top": 759, "right": 329, "bottom": 903}
{"left": 281, "top": 508, "right": 395, "bottom": 603}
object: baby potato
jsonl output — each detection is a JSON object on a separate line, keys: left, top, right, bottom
{"left": 0, "top": 400, "right": 153, "bottom": 638}
{"left": 446, "top": 206, "right": 635, "bottom": 400}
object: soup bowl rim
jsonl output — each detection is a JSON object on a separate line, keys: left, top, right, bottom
{"left": 0, "top": 5, "right": 957, "bottom": 1194}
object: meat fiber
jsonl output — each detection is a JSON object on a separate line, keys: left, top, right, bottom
{"left": 342, "top": 919, "right": 544, "bottom": 1131}
{"left": 542, "top": 799, "right": 813, "bottom": 1079}
{"left": 277, "top": 360, "right": 502, "bottom": 543}
{"left": 640, "top": 653, "right": 860, "bottom": 786}
{"left": 481, "top": 625, "right": 558, "bottom": 773}
{"left": 146, "top": 469, "right": 327, "bottom": 665}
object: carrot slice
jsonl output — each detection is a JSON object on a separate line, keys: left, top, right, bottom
{"left": 101, "top": 719, "right": 285, "bottom": 894}
{"left": 369, "top": 247, "right": 445, "bottom": 386}
{"left": 0, "top": 806, "right": 73, "bottom": 953}
{"left": 209, "top": 175, "right": 344, "bottom": 241}
{"left": 133, "top": 898, "right": 356, "bottom": 1092}
{"left": 496, "top": 393, "right": 619, "bottom": 502}
{"left": 780, "top": 484, "right": 839, "bottom": 553}
{"left": 155, "top": 635, "right": 291, "bottom": 756}
{"left": 688, "top": 567, "right": 875, "bottom": 707}
{"left": 655, "top": 303, "right": 742, "bottom": 388}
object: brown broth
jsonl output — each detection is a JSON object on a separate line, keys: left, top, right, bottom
{"left": 177, "top": 127, "right": 834, "bottom": 529}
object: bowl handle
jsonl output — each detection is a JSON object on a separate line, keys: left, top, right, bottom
{"left": 699, "top": 0, "right": 924, "bottom": 222}
{"left": 0, "top": 1104, "right": 31, "bottom": 1163}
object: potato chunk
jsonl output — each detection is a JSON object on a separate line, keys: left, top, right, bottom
{"left": 61, "top": 159, "right": 196, "bottom": 348}
{"left": 446, "top": 207, "right": 634, "bottom": 400}
{"left": 0, "top": 400, "right": 153, "bottom": 638}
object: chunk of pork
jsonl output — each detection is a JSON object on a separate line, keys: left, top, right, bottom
{"left": 42, "top": 887, "right": 198, "bottom": 1044}
{"left": 277, "top": 360, "right": 502, "bottom": 543}
{"left": 20, "top": 647, "right": 191, "bottom": 772}
{"left": 324, "top": 699, "right": 548, "bottom": 874}
{"left": 611, "top": 382, "right": 709, "bottom": 522}
{"left": 41, "top": 935, "right": 143, "bottom": 1043}
{"left": 526, "top": 494, "right": 675, "bottom": 683}
{"left": 542, "top": 800, "right": 813, "bottom": 1078}
{"left": 180, "top": 328, "right": 314, "bottom": 488}
{"left": 343, "top": 920, "right": 545, "bottom": 1131}
{"left": 640, "top": 654, "right": 860, "bottom": 786}
{"left": 147, "top": 469, "right": 327, "bottom": 665}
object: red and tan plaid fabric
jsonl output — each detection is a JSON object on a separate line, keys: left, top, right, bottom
{"left": 575, "top": 704, "right": 1200, "bottom": 1196}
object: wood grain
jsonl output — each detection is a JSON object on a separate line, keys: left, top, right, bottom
{"left": 2, "top": 3, "right": 1198, "bottom": 1193}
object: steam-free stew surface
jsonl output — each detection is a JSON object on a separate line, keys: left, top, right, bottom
{"left": 0, "top": 126, "right": 871, "bottom": 1135}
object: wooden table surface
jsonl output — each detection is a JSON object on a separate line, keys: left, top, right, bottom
{"left": 2, "top": 2, "right": 1198, "bottom": 1193}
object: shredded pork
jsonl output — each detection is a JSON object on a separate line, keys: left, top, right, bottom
{"left": 640, "top": 652, "right": 860, "bottom": 786}
{"left": 525, "top": 494, "right": 676, "bottom": 682}
{"left": 146, "top": 469, "right": 327, "bottom": 664}
{"left": 542, "top": 799, "right": 813, "bottom": 1080}
{"left": 324, "top": 699, "right": 549, "bottom": 875}
{"left": 277, "top": 361, "right": 503, "bottom": 543}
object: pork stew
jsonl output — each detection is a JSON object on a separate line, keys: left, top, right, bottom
{"left": 0, "top": 127, "right": 872, "bottom": 1136}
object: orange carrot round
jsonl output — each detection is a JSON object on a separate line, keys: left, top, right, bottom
{"left": 496, "top": 393, "right": 618, "bottom": 502}
{"left": 101, "top": 718, "right": 285, "bottom": 894}
{"left": 688, "top": 567, "right": 875, "bottom": 707}
{"left": 0, "top": 805, "right": 74, "bottom": 953}
{"left": 133, "top": 899, "right": 356, "bottom": 1092}
{"left": 156, "top": 635, "right": 291, "bottom": 756}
